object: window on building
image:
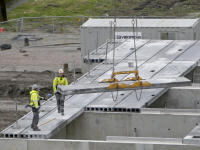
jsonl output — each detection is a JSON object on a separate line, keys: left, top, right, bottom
{"left": 160, "top": 32, "right": 176, "bottom": 40}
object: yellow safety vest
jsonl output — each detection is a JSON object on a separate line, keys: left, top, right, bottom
{"left": 30, "top": 90, "right": 40, "bottom": 108}
{"left": 53, "top": 76, "right": 68, "bottom": 92}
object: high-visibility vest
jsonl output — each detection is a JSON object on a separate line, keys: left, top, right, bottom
{"left": 53, "top": 76, "right": 68, "bottom": 92}
{"left": 30, "top": 90, "right": 40, "bottom": 108}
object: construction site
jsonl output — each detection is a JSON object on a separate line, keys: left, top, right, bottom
{"left": 2, "top": 0, "right": 200, "bottom": 150}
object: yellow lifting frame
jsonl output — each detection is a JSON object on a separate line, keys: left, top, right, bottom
{"left": 101, "top": 70, "right": 142, "bottom": 83}
{"left": 101, "top": 70, "right": 151, "bottom": 90}
{"left": 106, "top": 81, "right": 152, "bottom": 90}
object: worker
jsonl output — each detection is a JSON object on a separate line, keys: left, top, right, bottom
{"left": 30, "top": 84, "right": 44, "bottom": 131}
{"left": 53, "top": 69, "right": 68, "bottom": 115}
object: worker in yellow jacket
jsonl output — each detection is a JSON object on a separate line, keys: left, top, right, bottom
{"left": 53, "top": 69, "right": 68, "bottom": 115}
{"left": 30, "top": 84, "right": 44, "bottom": 131}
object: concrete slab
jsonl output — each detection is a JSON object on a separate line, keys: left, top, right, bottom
{"left": 154, "top": 61, "right": 198, "bottom": 77}
{"left": 86, "top": 39, "right": 198, "bottom": 113}
{"left": 57, "top": 77, "right": 191, "bottom": 95}
{"left": 128, "top": 40, "right": 173, "bottom": 61}
{"left": 22, "top": 108, "right": 84, "bottom": 139}
{"left": 114, "top": 88, "right": 169, "bottom": 110}
{"left": 177, "top": 41, "right": 200, "bottom": 61}
{"left": 151, "top": 40, "right": 197, "bottom": 61}
{"left": 84, "top": 39, "right": 150, "bottom": 63}
{"left": 2, "top": 39, "right": 200, "bottom": 140}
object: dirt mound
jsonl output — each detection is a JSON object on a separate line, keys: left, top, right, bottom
{"left": 0, "top": 70, "right": 82, "bottom": 98}
{"left": 0, "top": 71, "right": 54, "bottom": 98}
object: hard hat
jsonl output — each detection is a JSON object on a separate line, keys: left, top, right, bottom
{"left": 32, "top": 84, "right": 39, "bottom": 90}
{"left": 58, "top": 69, "right": 64, "bottom": 73}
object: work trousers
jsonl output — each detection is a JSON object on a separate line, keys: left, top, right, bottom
{"left": 56, "top": 93, "right": 65, "bottom": 113}
{"left": 31, "top": 107, "right": 39, "bottom": 129}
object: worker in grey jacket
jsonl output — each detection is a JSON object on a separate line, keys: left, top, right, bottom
{"left": 30, "top": 84, "right": 44, "bottom": 131}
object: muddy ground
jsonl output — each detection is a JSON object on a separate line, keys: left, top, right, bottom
{"left": 0, "top": 109, "right": 27, "bottom": 132}
{"left": 0, "top": 70, "right": 82, "bottom": 133}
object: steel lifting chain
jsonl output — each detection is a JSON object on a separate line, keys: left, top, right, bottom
{"left": 131, "top": 0, "right": 142, "bottom": 101}
{"left": 112, "top": 0, "right": 117, "bottom": 76}
{"left": 111, "top": 0, "right": 119, "bottom": 101}
{"left": 131, "top": 0, "right": 138, "bottom": 70}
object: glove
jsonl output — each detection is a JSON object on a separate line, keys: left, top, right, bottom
{"left": 47, "top": 93, "right": 52, "bottom": 97}
{"left": 24, "top": 104, "right": 30, "bottom": 108}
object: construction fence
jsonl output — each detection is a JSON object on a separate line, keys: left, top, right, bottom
{"left": 0, "top": 16, "right": 85, "bottom": 51}
{"left": 0, "top": 15, "right": 198, "bottom": 51}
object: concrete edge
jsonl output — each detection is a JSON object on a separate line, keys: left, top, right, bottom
{"left": 141, "top": 108, "right": 200, "bottom": 116}
{"left": 106, "top": 136, "right": 183, "bottom": 145}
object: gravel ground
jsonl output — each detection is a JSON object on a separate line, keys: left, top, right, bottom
{"left": 0, "top": 45, "right": 81, "bottom": 72}
{"left": 0, "top": 109, "right": 27, "bottom": 133}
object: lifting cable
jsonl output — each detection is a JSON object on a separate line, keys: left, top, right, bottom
{"left": 131, "top": 0, "right": 142, "bottom": 101}
{"left": 113, "top": 0, "right": 117, "bottom": 76}
{"left": 111, "top": 0, "right": 143, "bottom": 101}
{"left": 111, "top": 0, "right": 118, "bottom": 101}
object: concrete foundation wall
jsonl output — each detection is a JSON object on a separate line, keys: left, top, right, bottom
{"left": 61, "top": 112, "right": 200, "bottom": 141}
{"left": 82, "top": 62, "right": 100, "bottom": 74}
{"left": 149, "top": 86, "right": 200, "bottom": 109}
{"left": 0, "top": 138, "right": 200, "bottom": 150}
{"left": 50, "top": 126, "right": 67, "bottom": 139}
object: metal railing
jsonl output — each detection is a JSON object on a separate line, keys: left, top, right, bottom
{"left": 0, "top": 16, "right": 83, "bottom": 50}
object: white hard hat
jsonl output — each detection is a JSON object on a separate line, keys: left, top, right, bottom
{"left": 58, "top": 69, "right": 64, "bottom": 73}
{"left": 32, "top": 84, "right": 39, "bottom": 90}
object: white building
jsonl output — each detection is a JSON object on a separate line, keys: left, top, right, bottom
{"left": 81, "top": 18, "right": 200, "bottom": 64}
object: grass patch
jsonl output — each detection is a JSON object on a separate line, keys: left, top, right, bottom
{"left": 6, "top": 0, "right": 200, "bottom": 20}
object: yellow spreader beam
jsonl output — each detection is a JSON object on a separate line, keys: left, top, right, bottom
{"left": 101, "top": 70, "right": 146, "bottom": 89}
{"left": 106, "top": 81, "right": 152, "bottom": 90}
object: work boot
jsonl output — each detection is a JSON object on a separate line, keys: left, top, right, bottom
{"left": 31, "top": 125, "right": 34, "bottom": 129}
{"left": 58, "top": 110, "right": 60, "bottom": 113}
{"left": 33, "top": 128, "right": 41, "bottom": 131}
{"left": 61, "top": 111, "right": 64, "bottom": 116}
